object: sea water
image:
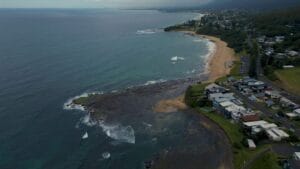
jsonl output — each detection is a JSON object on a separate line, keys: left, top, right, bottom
{"left": 0, "top": 9, "right": 214, "bottom": 169}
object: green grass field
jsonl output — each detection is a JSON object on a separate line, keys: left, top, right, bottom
{"left": 275, "top": 67, "right": 300, "bottom": 95}
{"left": 249, "top": 152, "right": 281, "bottom": 169}
{"left": 196, "top": 107, "right": 274, "bottom": 169}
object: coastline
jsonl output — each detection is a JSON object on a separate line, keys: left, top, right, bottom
{"left": 153, "top": 31, "right": 236, "bottom": 113}
{"left": 182, "top": 31, "right": 236, "bottom": 82}
{"left": 66, "top": 30, "right": 236, "bottom": 169}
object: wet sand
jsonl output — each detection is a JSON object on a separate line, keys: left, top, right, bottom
{"left": 153, "top": 31, "right": 235, "bottom": 113}
{"left": 182, "top": 31, "right": 236, "bottom": 82}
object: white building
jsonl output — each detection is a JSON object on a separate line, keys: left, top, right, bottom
{"left": 243, "top": 120, "right": 289, "bottom": 141}
{"left": 247, "top": 139, "right": 256, "bottom": 149}
{"left": 294, "top": 152, "right": 300, "bottom": 160}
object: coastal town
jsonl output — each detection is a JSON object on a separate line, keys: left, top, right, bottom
{"left": 165, "top": 7, "right": 300, "bottom": 169}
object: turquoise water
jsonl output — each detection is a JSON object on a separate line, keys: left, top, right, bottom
{"left": 0, "top": 9, "right": 213, "bottom": 169}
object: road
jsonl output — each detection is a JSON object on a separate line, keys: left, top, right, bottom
{"left": 227, "top": 85, "right": 297, "bottom": 132}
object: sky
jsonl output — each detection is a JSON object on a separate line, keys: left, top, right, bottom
{"left": 0, "top": 0, "right": 213, "bottom": 8}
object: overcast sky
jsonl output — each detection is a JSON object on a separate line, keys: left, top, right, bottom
{"left": 0, "top": 0, "right": 213, "bottom": 8}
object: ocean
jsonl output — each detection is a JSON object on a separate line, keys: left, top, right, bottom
{"left": 0, "top": 9, "right": 225, "bottom": 169}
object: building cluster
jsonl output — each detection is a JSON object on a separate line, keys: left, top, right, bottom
{"left": 205, "top": 83, "right": 257, "bottom": 122}
{"left": 257, "top": 35, "right": 299, "bottom": 68}
{"left": 230, "top": 77, "right": 299, "bottom": 117}
{"left": 205, "top": 80, "right": 291, "bottom": 143}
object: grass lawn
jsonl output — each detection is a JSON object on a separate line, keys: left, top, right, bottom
{"left": 249, "top": 152, "right": 281, "bottom": 169}
{"left": 196, "top": 107, "right": 272, "bottom": 169}
{"left": 275, "top": 67, "right": 300, "bottom": 95}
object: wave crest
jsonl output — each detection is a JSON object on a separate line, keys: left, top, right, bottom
{"left": 63, "top": 91, "right": 103, "bottom": 111}
{"left": 79, "top": 114, "right": 135, "bottom": 144}
{"left": 136, "top": 29, "right": 161, "bottom": 35}
{"left": 171, "top": 56, "right": 185, "bottom": 62}
{"left": 144, "top": 79, "right": 167, "bottom": 86}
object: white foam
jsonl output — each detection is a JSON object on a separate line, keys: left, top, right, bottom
{"left": 82, "top": 132, "right": 88, "bottom": 139}
{"left": 78, "top": 114, "right": 136, "bottom": 144}
{"left": 136, "top": 29, "right": 161, "bottom": 35}
{"left": 203, "top": 40, "right": 216, "bottom": 74}
{"left": 102, "top": 152, "right": 111, "bottom": 159}
{"left": 144, "top": 79, "right": 167, "bottom": 86}
{"left": 99, "top": 122, "right": 136, "bottom": 144}
{"left": 63, "top": 91, "right": 103, "bottom": 111}
{"left": 80, "top": 114, "right": 98, "bottom": 127}
{"left": 142, "top": 122, "right": 153, "bottom": 128}
{"left": 193, "top": 39, "right": 204, "bottom": 43}
{"left": 170, "top": 56, "right": 185, "bottom": 62}
{"left": 186, "top": 69, "right": 196, "bottom": 74}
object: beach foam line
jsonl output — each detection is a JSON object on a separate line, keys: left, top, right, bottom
{"left": 136, "top": 29, "right": 161, "bottom": 35}
{"left": 202, "top": 39, "right": 216, "bottom": 75}
{"left": 144, "top": 79, "right": 167, "bottom": 86}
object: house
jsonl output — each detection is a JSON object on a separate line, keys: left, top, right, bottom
{"left": 265, "top": 90, "right": 281, "bottom": 100}
{"left": 241, "top": 113, "right": 260, "bottom": 122}
{"left": 280, "top": 97, "right": 298, "bottom": 109}
{"left": 243, "top": 120, "right": 289, "bottom": 141}
{"left": 265, "top": 128, "right": 289, "bottom": 141}
{"left": 275, "top": 36, "right": 285, "bottom": 43}
{"left": 294, "top": 109, "right": 300, "bottom": 115}
{"left": 294, "top": 152, "right": 300, "bottom": 160}
{"left": 247, "top": 139, "right": 256, "bottom": 149}
{"left": 249, "top": 95, "right": 258, "bottom": 102}
{"left": 286, "top": 113, "right": 299, "bottom": 119}
{"left": 209, "top": 93, "right": 235, "bottom": 102}
{"left": 257, "top": 36, "right": 266, "bottom": 43}
{"left": 265, "top": 100, "right": 274, "bottom": 107}
{"left": 286, "top": 50, "right": 299, "bottom": 57}
{"left": 225, "top": 104, "right": 247, "bottom": 120}
{"left": 283, "top": 65, "right": 295, "bottom": 69}
{"left": 205, "top": 83, "right": 228, "bottom": 95}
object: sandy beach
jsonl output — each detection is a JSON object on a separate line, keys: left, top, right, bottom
{"left": 184, "top": 31, "right": 236, "bottom": 82}
{"left": 153, "top": 31, "right": 236, "bottom": 113}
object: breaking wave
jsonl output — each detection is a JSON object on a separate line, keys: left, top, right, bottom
{"left": 171, "top": 56, "right": 185, "bottom": 62}
{"left": 136, "top": 29, "right": 161, "bottom": 35}
{"left": 144, "top": 79, "right": 167, "bottom": 86}
{"left": 203, "top": 40, "right": 216, "bottom": 74}
{"left": 79, "top": 114, "right": 135, "bottom": 144}
{"left": 193, "top": 39, "right": 204, "bottom": 43}
{"left": 102, "top": 152, "right": 111, "bottom": 159}
{"left": 100, "top": 122, "right": 135, "bottom": 144}
{"left": 186, "top": 69, "right": 196, "bottom": 74}
{"left": 63, "top": 91, "right": 103, "bottom": 111}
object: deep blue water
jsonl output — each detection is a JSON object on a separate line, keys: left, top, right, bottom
{"left": 0, "top": 9, "right": 212, "bottom": 169}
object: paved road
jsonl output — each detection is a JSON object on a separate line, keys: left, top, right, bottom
{"left": 227, "top": 86, "right": 297, "bottom": 133}
{"left": 257, "top": 75, "right": 300, "bottom": 104}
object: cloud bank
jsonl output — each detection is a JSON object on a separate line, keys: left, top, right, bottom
{"left": 0, "top": 0, "right": 213, "bottom": 8}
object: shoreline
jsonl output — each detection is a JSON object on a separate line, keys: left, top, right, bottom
{"left": 153, "top": 31, "right": 236, "bottom": 113}
{"left": 182, "top": 31, "right": 236, "bottom": 82}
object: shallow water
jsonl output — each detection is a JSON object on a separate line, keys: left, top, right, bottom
{"left": 0, "top": 9, "right": 224, "bottom": 169}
